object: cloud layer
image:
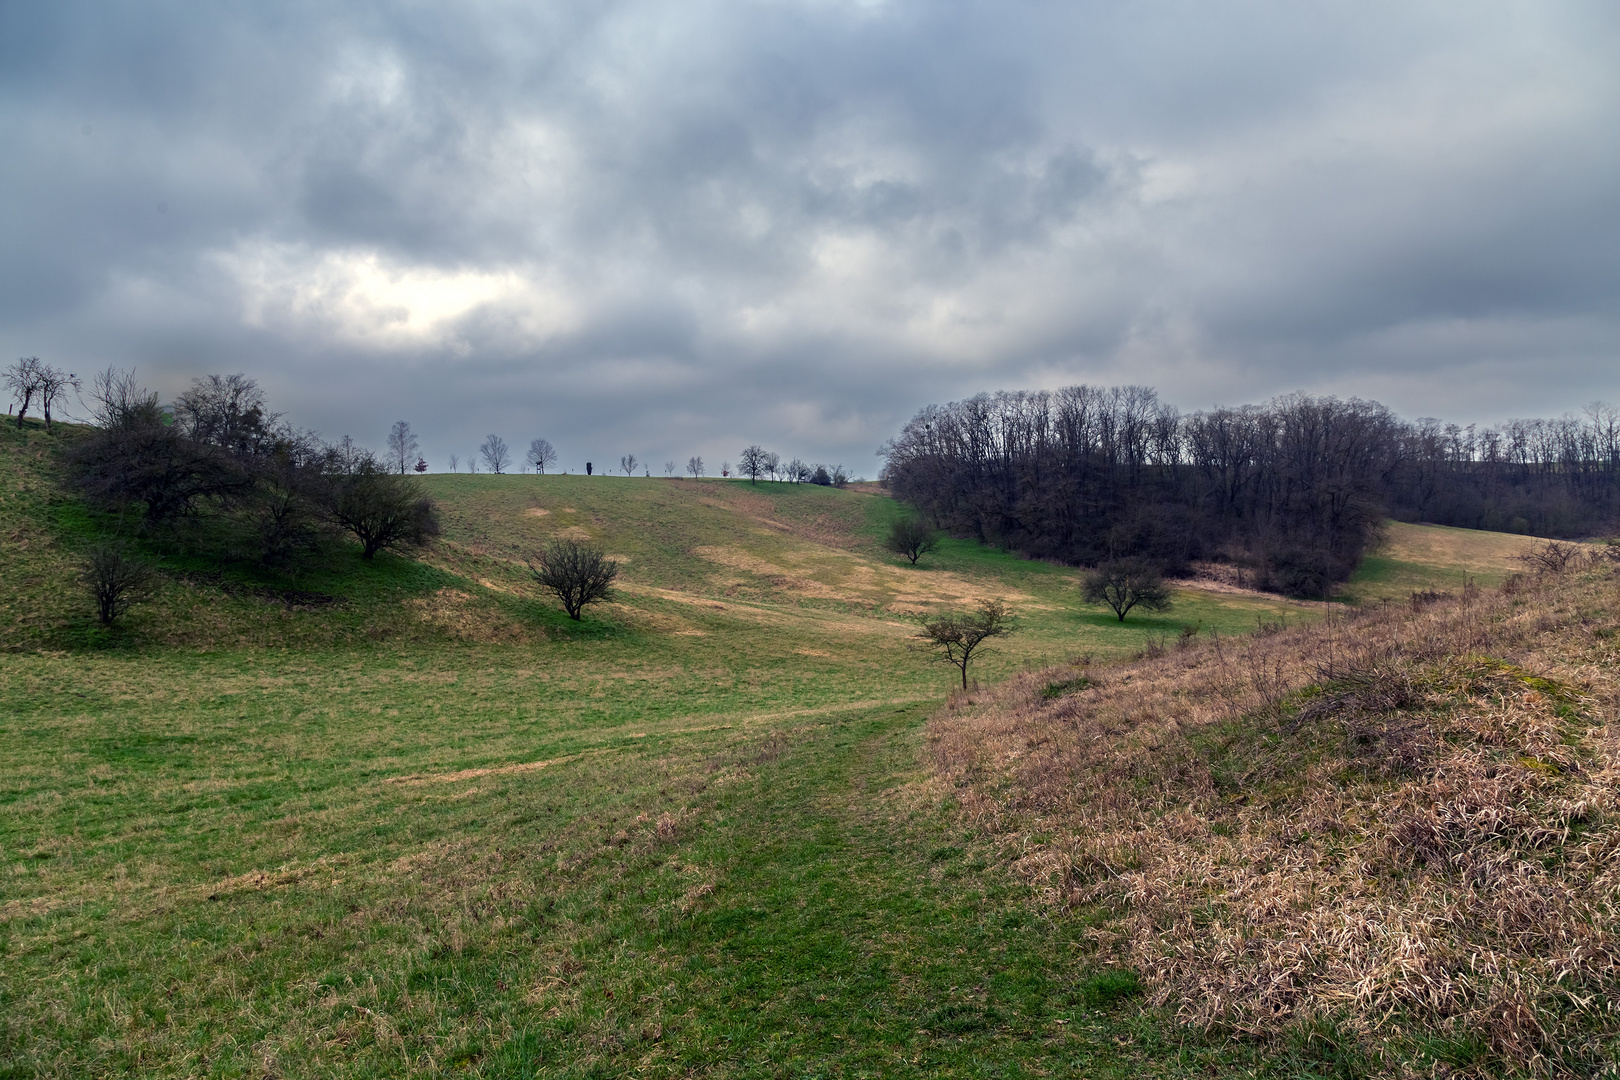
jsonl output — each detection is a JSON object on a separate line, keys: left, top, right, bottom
{"left": 3, "top": 0, "right": 1617, "bottom": 471}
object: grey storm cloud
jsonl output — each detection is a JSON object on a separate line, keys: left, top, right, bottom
{"left": 2, "top": 0, "right": 1618, "bottom": 471}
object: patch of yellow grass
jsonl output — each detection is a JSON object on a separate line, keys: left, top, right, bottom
{"left": 1381, "top": 521, "right": 1553, "bottom": 575}
{"left": 930, "top": 558, "right": 1620, "bottom": 1071}
{"left": 407, "top": 588, "right": 537, "bottom": 643}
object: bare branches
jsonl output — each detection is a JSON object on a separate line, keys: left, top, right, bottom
{"left": 1081, "top": 558, "right": 1173, "bottom": 621}
{"left": 86, "top": 367, "right": 162, "bottom": 431}
{"left": 386, "top": 421, "right": 419, "bottom": 474}
{"left": 479, "top": 434, "right": 510, "bottom": 474}
{"left": 527, "top": 438, "right": 558, "bottom": 474}
{"left": 914, "top": 599, "right": 1014, "bottom": 690}
{"left": 738, "top": 444, "right": 767, "bottom": 484}
{"left": 529, "top": 539, "right": 618, "bottom": 620}
{"left": 5, "top": 357, "right": 78, "bottom": 430}
{"left": 885, "top": 517, "right": 938, "bottom": 565}
{"left": 317, "top": 455, "right": 440, "bottom": 560}
{"left": 81, "top": 543, "right": 156, "bottom": 625}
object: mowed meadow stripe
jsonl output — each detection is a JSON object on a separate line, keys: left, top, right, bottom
{"left": 384, "top": 696, "right": 938, "bottom": 784}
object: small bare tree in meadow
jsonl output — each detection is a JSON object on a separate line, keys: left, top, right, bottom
{"left": 886, "top": 517, "right": 938, "bottom": 565}
{"left": 386, "top": 421, "right": 418, "bottom": 474}
{"left": 620, "top": 453, "right": 638, "bottom": 476}
{"left": 529, "top": 538, "right": 619, "bottom": 620}
{"left": 738, "top": 445, "right": 767, "bottom": 484}
{"left": 82, "top": 543, "right": 157, "bottom": 625}
{"left": 687, "top": 456, "right": 704, "bottom": 479}
{"left": 1082, "top": 558, "right": 1173, "bottom": 622}
{"left": 6, "top": 357, "right": 78, "bottom": 430}
{"left": 480, "top": 434, "right": 510, "bottom": 474}
{"left": 527, "top": 438, "right": 558, "bottom": 474}
{"left": 915, "top": 599, "right": 1013, "bottom": 690}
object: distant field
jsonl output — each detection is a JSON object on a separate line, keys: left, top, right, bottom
{"left": 0, "top": 422, "right": 1562, "bottom": 1077}
{"left": 1343, "top": 520, "right": 1548, "bottom": 602}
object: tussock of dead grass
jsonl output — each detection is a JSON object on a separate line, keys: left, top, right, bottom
{"left": 930, "top": 559, "right": 1620, "bottom": 1075}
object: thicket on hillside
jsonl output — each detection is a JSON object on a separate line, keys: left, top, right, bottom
{"left": 882, "top": 387, "right": 1620, "bottom": 597}
{"left": 929, "top": 544, "right": 1620, "bottom": 1074}
{"left": 63, "top": 370, "right": 438, "bottom": 570}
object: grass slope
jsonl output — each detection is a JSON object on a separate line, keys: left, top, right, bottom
{"left": 932, "top": 559, "right": 1620, "bottom": 1075}
{"left": 0, "top": 420, "right": 1562, "bottom": 1077}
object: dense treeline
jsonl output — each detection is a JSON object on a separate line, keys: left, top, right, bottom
{"left": 1390, "top": 409, "right": 1620, "bottom": 536}
{"left": 882, "top": 387, "right": 1620, "bottom": 596}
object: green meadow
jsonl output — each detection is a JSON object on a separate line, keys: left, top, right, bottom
{"left": 0, "top": 421, "right": 1537, "bottom": 1077}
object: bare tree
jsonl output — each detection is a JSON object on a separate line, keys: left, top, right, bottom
{"left": 86, "top": 367, "right": 162, "bottom": 431}
{"left": 35, "top": 363, "right": 80, "bottom": 431}
{"left": 3, "top": 357, "right": 43, "bottom": 427}
{"left": 1081, "top": 558, "right": 1173, "bottom": 622}
{"left": 480, "top": 434, "right": 510, "bottom": 474}
{"left": 174, "top": 374, "right": 274, "bottom": 452}
{"left": 914, "top": 599, "right": 1014, "bottom": 690}
{"left": 886, "top": 517, "right": 938, "bottom": 565}
{"left": 468, "top": 456, "right": 478, "bottom": 474}
{"left": 448, "top": 454, "right": 459, "bottom": 473}
{"left": 787, "top": 458, "right": 809, "bottom": 483}
{"left": 738, "top": 445, "right": 767, "bottom": 484}
{"left": 317, "top": 454, "right": 441, "bottom": 560}
{"left": 764, "top": 450, "right": 781, "bottom": 481}
{"left": 387, "top": 421, "right": 419, "bottom": 474}
{"left": 529, "top": 538, "right": 619, "bottom": 620}
{"left": 687, "top": 455, "right": 705, "bottom": 479}
{"left": 620, "top": 453, "right": 638, "bottom": 476}
{"left": 332, "top": 435, "right": 365, "bottom": 475}
{"left": 2, "top": 358, "right": 72, "bottom": 429}
{"left": 527, "top": 437, "right": 559, "bottom": 474}
{"left": 664, "top": 460, "right": 677, "bottom": 477}
{"left": 81, "top": 543, "right": 157, "bottom": 625}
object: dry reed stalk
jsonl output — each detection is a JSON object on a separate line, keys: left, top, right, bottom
{"left": 930, "top": 556, "right": 1620, "bottom": 1075}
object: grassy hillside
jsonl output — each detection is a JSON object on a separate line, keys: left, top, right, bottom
{"left": 1342, "top": 521, "right": 1539, "bottom": 602}
{"left": 931, "top": 556, "right": 1620, "bottom": 1075}
{"left": 0, "top": 420, "right": 1573, "bottom": 1077}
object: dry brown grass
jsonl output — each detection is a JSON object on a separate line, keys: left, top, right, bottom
{"left": 929, "top": 553, "right": 1620, "bottom": 1075}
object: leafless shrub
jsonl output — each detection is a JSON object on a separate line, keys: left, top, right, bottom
{"left": 1515, "top": 540, "right": 1581, "bottom": 574}
{"left": 81, "top": 543, "right": 157, "bottom": 625}
{"left": 928, "top": 562, "right": 1620, "bottom": 1072}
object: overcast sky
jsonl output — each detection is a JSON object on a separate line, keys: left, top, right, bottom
{"left": 3, "top": 0, "right": 1617, "bottom": 473}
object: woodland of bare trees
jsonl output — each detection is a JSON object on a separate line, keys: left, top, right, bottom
{"left": 882, "top": 387, "right": 1620, "bottom": 596}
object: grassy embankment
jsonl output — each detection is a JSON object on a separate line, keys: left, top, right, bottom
{"left": 935, "top": 551, "right": 1620, "bottom": 1075}
{"left": 0, "top": 418, "right": 1545, "bottom": 1077}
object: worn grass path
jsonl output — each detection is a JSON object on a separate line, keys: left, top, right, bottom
{"left": 479, "top": 700, "right": 1232, "bottom": 1079}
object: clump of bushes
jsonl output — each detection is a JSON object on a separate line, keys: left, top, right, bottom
{"left": 64, "top": 369, "right": 439, "bottom": 570}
